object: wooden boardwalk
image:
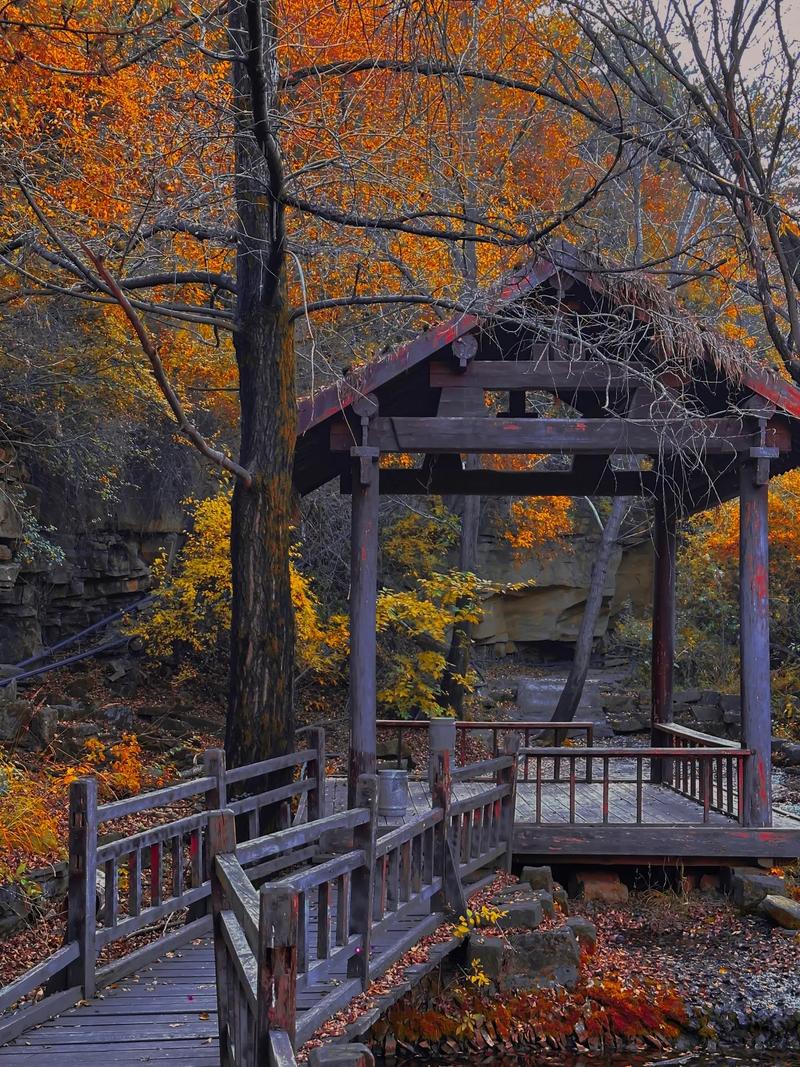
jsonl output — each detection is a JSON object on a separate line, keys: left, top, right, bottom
{"left": 0, "top": 895, "right": 447, "bottom": 1065}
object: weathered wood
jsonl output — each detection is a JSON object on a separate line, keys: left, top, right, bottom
{"left": 429, "top": 358, "right": 631, "bottom": 391}
{"left": 204, "top": 749, "right": 228, "bottom": 809}
{"left": 94, "top": 916, "right": 210, "bottom": 987}
{"left": 0, "top": 944, "right": 79, "bottom": 1014}
{"left": 97, "top": 812, "right": 207, "bottom": 862}
{"left": 208, "top": 809, "right": 237, "bottom": 1066}
{"left": 499, "top": 732, "right": 520, "bottom": 871}
{"left": 258, "top": 883, "right": 299, "bottom": 1050}
{"left": 513, "top": 822, "right": 800, "bottom": 857}
{"left": 331, "top": 415, "right": 791, "bottom": 456}
{"left": 309, "top": 1042, "right": 375, "bottom": 1065}
{"left": 740, "top": 459, "right": 773, "bottom": 827}
{"left": 345, "top": 467, "right": 657, "bottom": 497}
{"left": 226, "top": 777, "right": 315, "bottom": 817}
{"left": 651, "top": 491, "right": 677, "bottom": 782}
{"left": 348, "top": 416, "right": 380, "bottom": 805}
{"left": 347, "top": 775, "right": 378, "bottom": 990}
{"left": 97, "top": 776, "right": 216, "bottom": 822}
{"left": 0, "top": 985, "right": 83, "bottom": 1047}
{"left": 214, "top": 854, "right": 260, "bottom": 950}
{"left": 225, "top": 749, "right": 314, "bottom": 787}
{"left": 268, "top": 1028, "right": 298, "bottom": 1067}
{"left": 236, "top": 809, "right": 369, "bottom": 866}
{"left": 66, "top": 777, "right": 97, "bottom": 998}
{"left": 306, "top": 728, "right": 326, "bottom": 824}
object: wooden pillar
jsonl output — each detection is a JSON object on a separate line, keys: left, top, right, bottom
{"left": 650, "top": 492, "right": 677, "bottom": 782}
{"left": 66, "top": 776, "right": 97, "bottom": 998}
{"left": 739, "top": 459, "right": 773, "bottom": 827}
{"left": 348, "top": 397, "right": 380, "bottom": 807}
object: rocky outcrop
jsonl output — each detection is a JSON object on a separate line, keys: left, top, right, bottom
{"left": 472, "top": 512, "right": 652, "bottom": 651}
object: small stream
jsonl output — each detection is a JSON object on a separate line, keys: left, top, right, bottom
{"left": 396, "top": 1053, "right": 800, "bottom": 1066}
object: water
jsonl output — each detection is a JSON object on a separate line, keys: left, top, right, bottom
{"left": 396, "top": 1053, "right": 800, "bottom": 1066}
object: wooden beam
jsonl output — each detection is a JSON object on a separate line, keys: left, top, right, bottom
{"left": 650, "top": 491, "right": 677, "bottom": 781}
{"left": 342, "top": 467, "right": 657, "bottom": 497}
{"left": 331, "top": 416, "right": 791, "bottom": 456}
{"left": 429, "top": 359, "right": 632, "bottom": 391}
{"left": 512, "top": 823, "right": 800, "bottom": 858}
{"left": 740, "top": 460, "right": 773, "bottom": 828}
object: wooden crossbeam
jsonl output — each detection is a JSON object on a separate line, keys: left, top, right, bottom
{"left": 341, "top": 468, "right": 657, "bottom": 497}
{"left": 429, "top": 360, "right": 633, "bottom": 391}
{"left": 330, "top": 416, "right": 791, "bottom": 456}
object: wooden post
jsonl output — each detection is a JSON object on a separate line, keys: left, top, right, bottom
{"left": 498, "top": 732, "right": 520, "bottom": 871}
{"left": 347, "top": 774, "right": 378, "bottom": 990}
{"left": 208, "top": 809, "right": 236, "bottom": 1067}
{"left": 66, "top": 776, "right": 97, "bottom": 998}
{"left": 651, "top": 492, "right": 677, "bottom": 783}
{"left": 306, "top": 726, "right": 326, "bottom": 823}
{"left": 348, "top": 396, "right": 380, "bottom": 807}
{"left": 257, "top": 883, "right": 299, "bottom": 1052}
{"left": 740, "top": 459, "right": 773, "bottom": 827}
{"left": 432, "top": 751, "right": 465, "bottom": 915}
{"left": 204, "top": 748, "right": 228, "bottom": 809}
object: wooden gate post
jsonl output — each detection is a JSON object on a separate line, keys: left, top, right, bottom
{"left": 498, "top": 732, "right": 520, "bottom": 871}
{"left": 740, "top": 458, "right": 773, "bottom": 827}
{"left": 306, "top": 727, "right": 327, "bottom": 823}
{"left": 208, "top": 809, "right": 236, "bottom": 1066}
{"left": 204, "top": 748, "right": 228, "bottom": 809}
{"left": 347, "top": 773, "right": 378, "bottom": 990}
{"left": 348, "top": 396, "right": 380, "bottom": 808}
{"left": 66, "top": 776, "right": 97, "bottom": 998}
{"left": 432, "top": 751, "right": 465, "bottom": 915}
{"left": 257, "top": 883, "right": 299, "bottom": 1053}
{"left": 651, "top": 490, "right": 677, "bottom": 783}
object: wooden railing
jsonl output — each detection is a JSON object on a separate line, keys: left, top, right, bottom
{"left": 653, "top": 723, "right": 747, "bottom": 817}
{"left": 520, "top": 745, "right": 751, "bottom": 825}
{"left": 209, "top": 753, "right": 515, "bottom": 1065}
{"left": 371, "top": 717, "right": 594, "bottom": 781}
{"left": 0, "top": 736, "right": 325, "bottom": 1045}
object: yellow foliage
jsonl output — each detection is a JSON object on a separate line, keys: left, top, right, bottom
{"left": 0, "top": 758, "right": 60, "bottom": 862}
{"left": 57, "top": 734, "right": 174, "bottom": 802}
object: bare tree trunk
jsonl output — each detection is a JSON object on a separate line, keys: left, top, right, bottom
{"left": 440, "top": 478, "right": 479, "bottom": 717}
{"left": 225, "top": 0, "right": 295, "bottom": 770}
{"left": 551, "top": 497, "right": 627, "bottom": 722}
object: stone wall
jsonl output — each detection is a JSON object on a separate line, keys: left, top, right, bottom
{"left": 0, "top": 441, "right": 211, "bottom": 663}
{"left": 473, "top": 515, "right": 653, "bottom": 652}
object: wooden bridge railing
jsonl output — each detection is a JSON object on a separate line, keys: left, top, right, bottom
{"left": 0, "top": 735, "right": 325, "bottom": 1045}
{"left": 653, "top": 723, "right": 747, "bottom": 815}
{"left": 369, "top": 717, "right": 593, "bottom": 781}
{"left": 520, "top": 745, "right": 751, "bottom": 825}
{"left": 209, "top": 751, "right": 516, "bottom": 1066}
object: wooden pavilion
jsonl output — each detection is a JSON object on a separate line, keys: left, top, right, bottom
{"left": 294, "top": 240, "right": 800, "bottom": 862}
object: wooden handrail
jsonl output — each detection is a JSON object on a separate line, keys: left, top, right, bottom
{"left": 653, "top": 721, "right": 742, "bottom": 749}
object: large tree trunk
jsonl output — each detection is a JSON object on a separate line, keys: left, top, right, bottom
{"left": 225, "top": 0, "right": 295, "bottom": 769}
{"left": 552, "top": 497, "right": 628, "bottom": 722}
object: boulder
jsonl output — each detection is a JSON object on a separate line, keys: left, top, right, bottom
{"left": 467, "top": 935, "right": 505, "bottom": 982}
{"left": 760, "top": 895, "right": 800, "bottom": 930}
{"left": 674, "top": 688, "right": 702, "bottom": 704}
{"left": 520, "top": 865, "right": 554, "bottom": 894}
{"left": 718, "top": 694, "right": 741, "bottom": 713}
{"left": 773, "top": 739, "right": 800, "bottom": 766}
{"left": 501, "top": 928, "right": 581, "bottom": 991}
{"left": 552, "top": 885, "right": 570, "bottom": 914}
{"left": 692, "top": 704, "right": 723, "bottom": 724}
{"left": 493, "top": 883, "right": 537, "bottom": 904}
{"left": 609, "top": 714, "right": 647, "bottom": 734}
{"left": 699, "top": 874, "right": 721, "bottom": 893}
{"left": 730, "top": 868, "right": 786, "bottom": 911}
{"left": 565, "top": 916, "right": 597, "bottom": 949}
{"left": 570, "top": 869, "right": 629, "bottom": 905}
{"left": 102, "top": 704, "right": 136, "bottom": 729}
{"left": 496, "top": 900, "right": 544, "bottom": 931}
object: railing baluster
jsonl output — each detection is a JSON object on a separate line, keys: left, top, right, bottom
{"left": 128, "top": 849, "right": 142, "bottom": 917}
{"left": 554, "top": 728, "right": 562, "bottom": 782}
{"left": 636, "top": 757, "right": 643, "bottom": 824}
{"left": 702, "top": 760, "right": 711, "bottom": 823}
{"left": 335, "top": 873, "right": 350, "bottom": 947}
{"left": 411, "top": 833, "right": 423, "bottom": 894}
{"left": 317, "top": 881, "right": 331, "bottom": 960}
{"left": 171, "top": 836, "right": 182, "bottom": 898}
{"left": 104, "top": 857, "right": 118, "bottom": 928}
{"left": 727, "top": 757, "right": 734, "bottom": 815}
{"left": 602, "top": 757, "right": 610, "bottom": 824}
{"left": 568, "top": 757, "right": 576, "bottom": 824}
{"left": 586, "top": 725, "right": 594, "bottom": 783}
{"left": 536, "top": 756, "right": 542, "bottom": 823}
{"left": 150, "top": 843, "right": 162, "bottom": 908}
{"left": 737, "top": 758, "right": 745, "bottom": 822}
{"left": 388, "top": 848, "right": 400, "bottom": 911}
{"left": 715, "top": 757, "right": 723, "bottom": 812}
{"left": 297, "top": 891, "right": 308, "bottom": 974}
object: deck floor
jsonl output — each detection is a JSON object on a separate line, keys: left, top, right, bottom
{"left": 0, "top": 894, "right": 444, "bottom": 1064}
{"left": 326, "top": 776, "right": 800, "bottom": 829}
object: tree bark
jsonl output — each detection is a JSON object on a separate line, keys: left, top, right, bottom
{"left": 225, "top": 0, "right": 295, "bottom": 770}
{"left": 551, "top": 497, "right": 628, "bottom": 722}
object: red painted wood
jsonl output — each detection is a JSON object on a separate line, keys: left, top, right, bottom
{"left": 739, "top": 460, "right": 773, "bottom": 827}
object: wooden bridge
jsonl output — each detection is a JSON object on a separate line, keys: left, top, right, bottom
{"left": 1, "top": 719, "right": 798, "bottom": 1065}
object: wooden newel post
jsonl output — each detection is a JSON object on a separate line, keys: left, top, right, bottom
{"left": 306, "top": 726, "right": 327, "bottom": 823}
{"left": 208, "top": 809, "right": 236, "bottom": 1066}
{"left": 432, "top": 750, "right": 465, "bottom": 915}
{"left": 348, "top": 396, "right": 380, "bottom": 808}
{"left": 498, "top": 732, "right": 520, "bottom": 871}
{"left": 348, "top": 773, "right": 378, "bottom": 990}
{"left": 257, "top": 883, "right": 299, "bottom": 1053}
{"left": 66, "top": 776, "right": 97, "bottom": 998}
{"left": 739, "top": 458, "right": 773, "bottom": 828}
{"left": 651, "top": 491, "right": 677, "bottom": 784}
{"left": 204, "top": 748, "right": 228, "bottom": 809}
